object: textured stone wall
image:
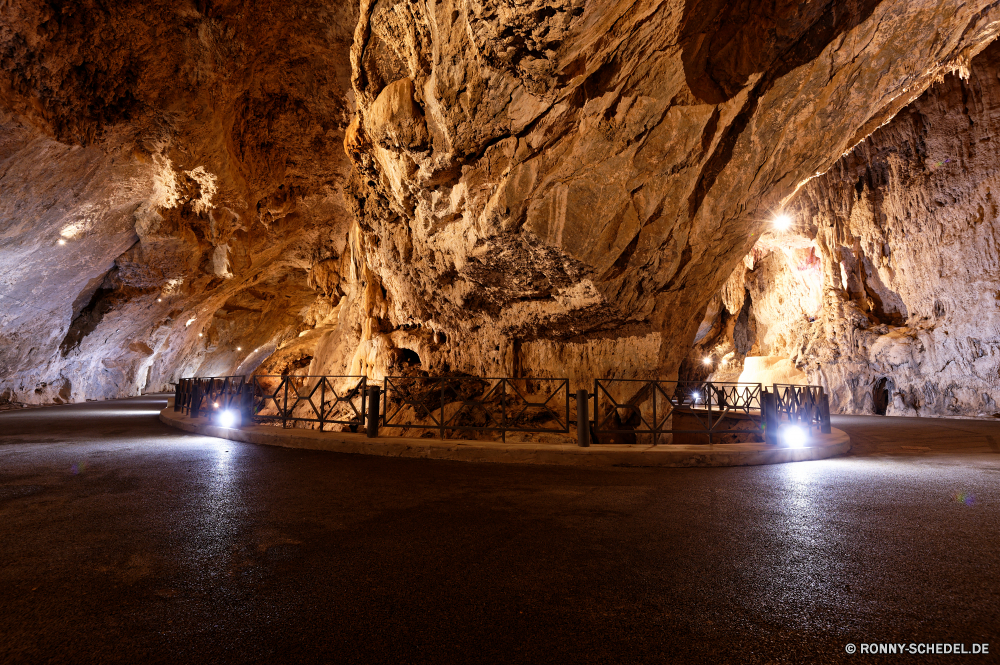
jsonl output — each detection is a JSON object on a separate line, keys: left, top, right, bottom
{"left": 708, "top": 40, "right": 1000, "bottom": 417}
{"left": 3, "top": 1, "right": 1000, "bottom": 407}
{"left": 0, "top": 1, "right": 358, "bottom": 404}
{"left": 337, "top": 0, "right": 1000, "bottom": 387}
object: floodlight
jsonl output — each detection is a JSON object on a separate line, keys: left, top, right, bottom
{"left": 781, "top": 424, "right": 808, "bottom": 448}
{"left": 218, "top": 409, "right": 238, "bottom": 428}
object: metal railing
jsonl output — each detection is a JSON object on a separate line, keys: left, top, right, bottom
{"left": 175, "top": 376, "right": 246, "bottom": 416}
{"left": 174, "top": 373, "right": 832, "bottom": 446}
{"left": 380, "top": 376, "right": 570, "bottom": 441}
{"left": 253, "top": 375, "right": 367, "bottom": 430}
{"left": 593, "top": 379, "right": 765, "bottom": 444}
{"left": 175, "top": 375, "right": 367, "bottom": 431}
{"left": 771, "top": 383, "right": 831, "bottom": 433}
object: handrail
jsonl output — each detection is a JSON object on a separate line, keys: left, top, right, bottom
{"left": 174, "top": 373, "right": 831, "bottom": 445}
{"left": 593, "top": 379, "right": 765, "bottom": 444}
{"left": 771, "top": 383, "right": 831, "bottom": 433}
{"left": 380, "top": 375, "right": 570, "bottom": 442}
{"left": 175, "top": 375, "right": 367, "bottom": 431}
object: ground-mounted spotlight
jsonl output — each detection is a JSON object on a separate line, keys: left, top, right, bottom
{"left": 702, "top": 356, "right": 712, "bottom": 366}
{"left": 691, "top": 391, "right": 702, "bottom": 403}
{"left": 217, "top": 409, "right": 240, "bottom": 428}
{"left": 773, "top": 214, "right": 792, "bottom": 231}
{"left": 781, "top": 424, "right": 809, "bottom": 448}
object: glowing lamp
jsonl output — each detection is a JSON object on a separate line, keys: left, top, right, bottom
{"left": 781, "top": 424, "right": 808, "bottom": 448}
{"left": 702, "top": 356, "right": 712, "bottom": 365}
{"left": 217, "top": 409, "right": 239, "bottom": 428}
{"left": 773, "top": 214, "right": 792, "bottom": 231}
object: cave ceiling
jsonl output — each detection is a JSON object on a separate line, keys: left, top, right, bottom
{"left": 1, "top": 0, "right": 999, "bottom": 408}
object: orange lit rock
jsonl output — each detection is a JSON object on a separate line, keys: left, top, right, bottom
{"left": 2, "top": 0, "right": 1000, "bottom": 410}
{"left": 712, "top": 40, "right": 1000, "bottom": 416}
{"left": 341, "top": 0, "right": 1000, "bottom": 386}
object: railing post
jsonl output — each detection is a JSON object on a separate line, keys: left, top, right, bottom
{"left": 707, "top": 381, "right": 714, "bottom": 445}
{"left": 819, "top": 392, "right": 832, "bottom": 434}
{"left": 593, "top": 378, "right": 600, "bottom": 442}
{"left": 282, "top": 378, "right": 289, "bottom": 428}
{"left": 319, "top": 378, "right": 326, "bottom": 431}
{"left": 501, "top": 379, "right": 507, "bottom": 444}
{"left": 358, "top": 377, "right": 367, "bottom": 432}
{"left": 191, "top": 381, "right": 202, "bottom": 418}
{"left": 240, "top": 378, "right": 252, "bottom": 425}
{"left": 651, "top": 379, "right": 658, "bottom": 446}
{"left": 174, "top": 381, "right": 181, "bottom": 412}
{"left": 366, "top": 385, "right": 381, "bottom": 438}
{"left": 763, "top": 389, "right": 779, "bottom": 445}
{"left": 576, "top": 389, "right": 590, "bottom": 447}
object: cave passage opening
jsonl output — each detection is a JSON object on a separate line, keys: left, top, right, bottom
{"left": 873, "top": 377, "right": 892, "bottom": 416}
{"left": 399, "top": 348, "right": 421, "bottom": 367}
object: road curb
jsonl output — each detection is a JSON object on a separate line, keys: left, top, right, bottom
{"left": 160, "top": 407, "right": 852, "bottom": 467}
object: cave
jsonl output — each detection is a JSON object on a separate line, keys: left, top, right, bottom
{"left": 7, "top": 3, "right": 1000, "bottom": 661}
{"left": 398, "top": 348, "right": 421, "bottom": 367}
{"left": 0, "top": 0, "right": 999, "bottom": 421}
{"left": 873, "top": 377, "right": 892, "bottom": 416}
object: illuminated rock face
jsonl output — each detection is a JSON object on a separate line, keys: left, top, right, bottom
{"left": 339, "top": 0, "right": 1000, "bottom": 387}
{"left": 0, "top": 1, "right": 358, "bottom": 403}
{"left": 2, "top": 1, "right": 1000, "bottom": 407}
{"left": 707, "top": 41, "right": 1000, "bottom": 417}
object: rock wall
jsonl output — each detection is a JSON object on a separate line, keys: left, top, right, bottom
{"left": 708, "top": 40, "right": 1000, "bottom": 417}
{"left": 3, "top": 0, "right": 1000, "bottom": 406}
{"left": 338, "top": 0, "right": 1000, "bottom": 387}
{"left": 0, "top": 0, "right": 359, "bottom": 404}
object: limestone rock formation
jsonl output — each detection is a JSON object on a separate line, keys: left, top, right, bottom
{"left": 339, "top": 0, "right": 1000, "bottom": 389}
{"left": 707, "top": 40, "right": 1000, "bottom": 417}
{"left": 3, "top": 0, "right": 1000, "bottom": 412}
{"left": 0, "top": 0, "right": 358, "bottom": 404}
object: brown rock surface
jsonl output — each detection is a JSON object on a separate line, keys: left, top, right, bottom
{"left": 0, "top": 0, "right": 358, "bottom": 403}
{"left": 709, "top": 39, "right": 1000, "bottom": 417}
{"left": 341, "top": 0, "right": 1000, "bottom": 385}
{"left": 3, "top": 1, "right": 1000, "bottom": 408}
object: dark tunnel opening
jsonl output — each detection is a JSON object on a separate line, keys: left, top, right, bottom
{"left": 873, "top": 377, "right": 891, "bottom": 416}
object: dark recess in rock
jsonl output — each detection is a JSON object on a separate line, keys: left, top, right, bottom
{"left": 60, "top": 288, "right": 116, "bottom": 356}
{"left": 733, "top": 291, "right": 756, "bottom": 356}
{"left": 873, "top": 377, "right": 892, "bottom": 415}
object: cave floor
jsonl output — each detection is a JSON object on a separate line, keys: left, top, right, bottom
{"left": 0, "top": 397, "right": 997, "bottom": 664}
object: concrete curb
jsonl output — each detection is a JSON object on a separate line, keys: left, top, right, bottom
{"left": 159, "top": 407, "right": 852, "bottom": 468}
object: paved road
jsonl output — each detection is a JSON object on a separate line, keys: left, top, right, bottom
{"left": 1, "top": 397, "right": 998, "bottom": 664}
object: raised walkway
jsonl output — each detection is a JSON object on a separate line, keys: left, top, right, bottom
{"left": 159, "top": 404, "right": 851, "bottom": 467}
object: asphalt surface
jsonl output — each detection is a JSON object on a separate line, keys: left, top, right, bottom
{"left": 1, "top": 396, "right": 998, "bottom": 664}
